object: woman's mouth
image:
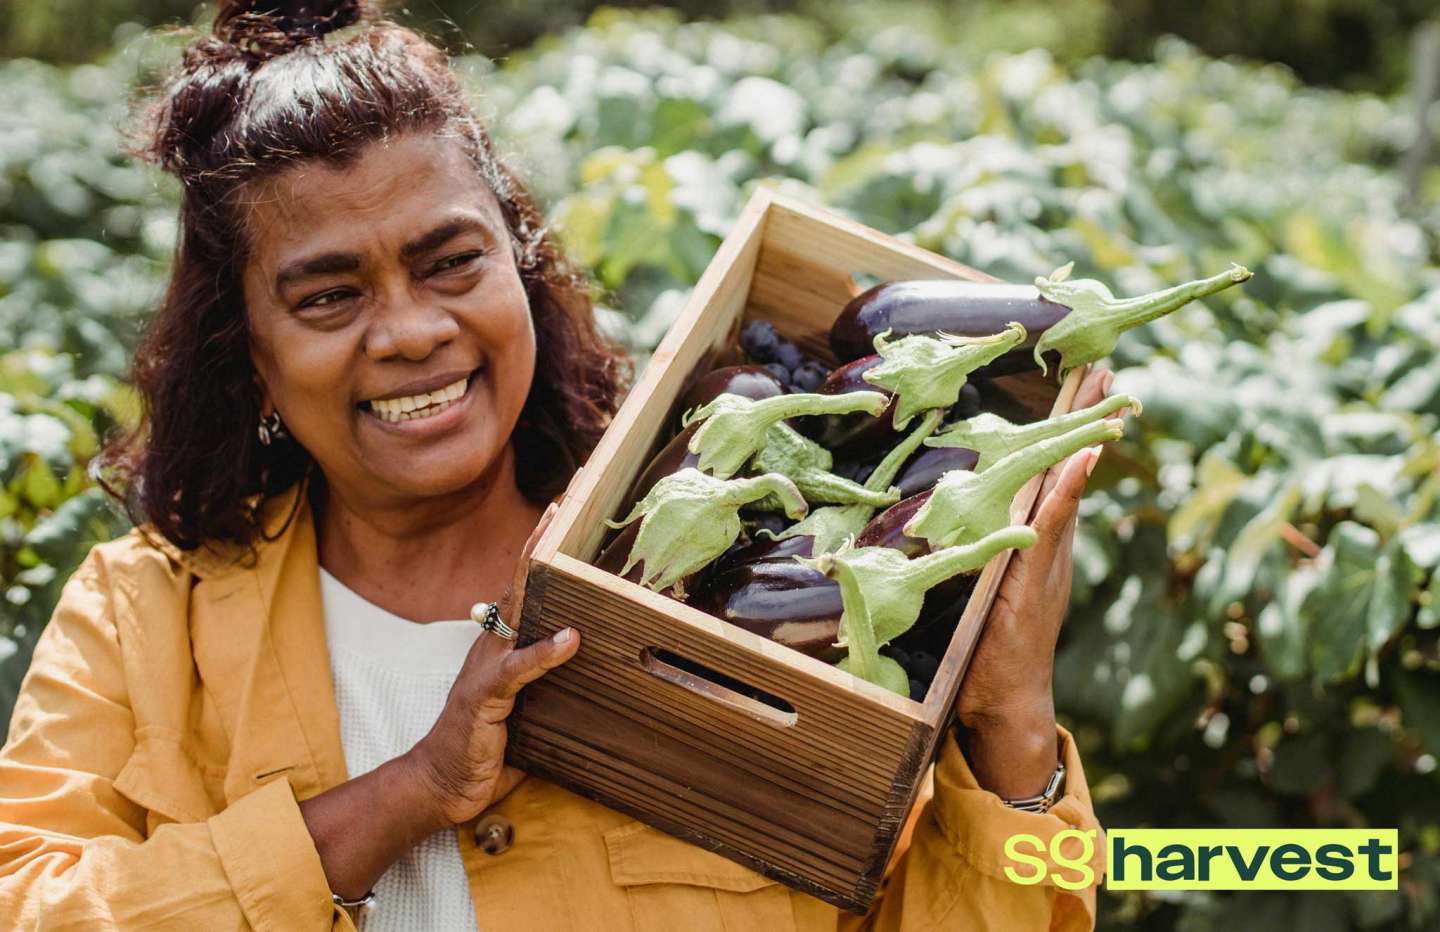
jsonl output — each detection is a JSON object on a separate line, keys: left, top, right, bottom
{"left": 363, "top": 373, "right": 473, "bottom": 424}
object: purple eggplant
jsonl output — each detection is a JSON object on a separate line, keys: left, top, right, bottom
{"left": 595, "top": 505, "right": 766, "bottom": 596}
{"left": 830, "top": 280, "right": 1066, "bottom": 371}
{"left": 687, "top": 558, "right": 846, "bottom": 661}
{"left": 679, "top": 365, "right": 786, "bottom": 419}
{"left": 687, "top": 544, "right": 977, "bottom": 663}
{"left": 830, "top": 265, "right": 1253, "bottom": 376}
{"left": 855, "top": 490, "right": 932, "bottom": 558}
{"left": 893, "top": 446, "right": 979, "bottom": 498}
{"left": 803, "top": 356, "right": 899, "bottom": 455}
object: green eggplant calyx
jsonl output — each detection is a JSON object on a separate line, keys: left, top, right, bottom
{"left": 804, "top": 525, "right": 1037, "bottom": 695}
{"left": 926, "top": 394, "right": 1138, "bottom": 471}
{"left": 769, "top": 502, "right": 871, "bottom": 553}
{"left": 683, "top": 390, "right": 889, "bottom": 479}
{"left": 1032, "top": 263, "right": 1253, "bottom": 377}
{"left": 751, "top": 423, "right": 900, "bottom": 509}
{"left": 862, "top": 323, "right": 1027, "bottom": 429}
{"left": 768, "top": 410, "right": 946, "bottom": 556}
{"left": 906, "top": 417, "right": 1124, "bottom": 549}
{"left": 608, "top": 468, "right": 807, "bottom": 593}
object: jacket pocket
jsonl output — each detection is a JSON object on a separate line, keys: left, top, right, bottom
{"left": 604, "top": 822, "right": 798, "bottom": 932}
{"left": 113, "top": 726, "right": 220, "bottom": 828}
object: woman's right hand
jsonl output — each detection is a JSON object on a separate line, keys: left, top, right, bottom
{"left": 403, "top": 504, "right": 580, "bottom": 828}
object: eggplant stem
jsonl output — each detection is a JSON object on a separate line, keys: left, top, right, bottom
{"left": 906, "top": 417, "right": 1125, "bottom": 548}
{"left": 865, "top": 409, "right": 944, "bottom": 492}
{"left": 928, "top": 394, "right": 1137, "bottom": 470}
{"left": 1033, "top": 264, "right": 1252, "bottom": 375}
{"left": 978, "top": 417, "right": 1121, "bottom": 502}
{"left": 909, "top": 525, "right": 1039, "bottom": 591}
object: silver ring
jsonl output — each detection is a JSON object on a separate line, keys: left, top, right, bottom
{"left": 470, "top": 601, "right": 517, "bottom": 641}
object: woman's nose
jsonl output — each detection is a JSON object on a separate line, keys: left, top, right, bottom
{"left": 364, "top": 296, "right": 461, "bottom": 362}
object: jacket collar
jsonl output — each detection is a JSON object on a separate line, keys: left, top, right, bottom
{"left": 156, "top": 481, "right": 351, "bottom": 797}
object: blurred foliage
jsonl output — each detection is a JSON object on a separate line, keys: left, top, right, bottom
{"left": 4, "top": 0, "right": 1439, "bottom": 93}
{"left": 4, "top": 6, "right": 1440, "bottom": 930}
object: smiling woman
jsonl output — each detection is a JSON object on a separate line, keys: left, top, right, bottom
{"left": 0, "top": 1, "right": 1106, "bottom": 930}
{"left": 102, "top": 2, "right": 627, "bottom": 554}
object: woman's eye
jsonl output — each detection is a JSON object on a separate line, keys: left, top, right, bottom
{"left": 430, "top": 251, "right": 484, "bottom": 274}
{"left": 298, "top": 289, "right": 355, "bottom": 310}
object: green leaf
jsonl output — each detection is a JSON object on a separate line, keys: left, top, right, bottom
{"left": 1255, "top": 561, "right": 1323, "bottom": 680}
{"left": 1366, "top": 537, "right": 1420, "bottom": 653}
{"left": 1303, "top": 522, "right": 1383, "bottom": 682}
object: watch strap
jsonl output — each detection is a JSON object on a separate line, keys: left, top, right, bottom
{"left": 1000, "top": 761, "right": 1066, "bottom": 813}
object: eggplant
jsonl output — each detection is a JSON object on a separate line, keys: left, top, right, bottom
{"left": 614, "top": 365, "right": 789, "bottom": 532}
{"left": 687, "top": 558, "right": 846, "bottom": 662}
{"left": 688, "top": 539, "right": 980, "bottom": 664}
{"left": 893, "top": 446, "right": 979, "bottom": 498}
{"left": 595, "top": 364, "right": 792, "bottom": 587}
{"left": 749, "top": 422, "right": 899, "bottom": 510}
{"left": 829, "top": 264, "right": 1252, "bottom": 376}
{"left": 908, "top": 417, "right": 1124, "bottom": 550}
{"left": 926, "top": 393, "right": 1137, "bottom": 472}
{"left": 683, "top": 390, "right": 888, "bottom": 479}
{"left": 678, "top": 365, "right": 786, "bottom": 421}
{"left": 830, "top": 280, "right": 1067, "bottom": 370}
{"left": 756, "top": 409, "right": 943, "bottom": 557}
{"left": 802, "top": 356, "right": 898, "bottom": 455}
{"left": 855, "top": 489, "right": 932, "bottom": 558}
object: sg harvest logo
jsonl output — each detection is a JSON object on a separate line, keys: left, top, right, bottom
{"left": 1003, "top": 828, "right": 1399, "bottom": 891}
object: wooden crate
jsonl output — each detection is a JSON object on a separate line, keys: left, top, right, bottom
{"left": 510, "top": 189, "right": 1083, "bottom": 912}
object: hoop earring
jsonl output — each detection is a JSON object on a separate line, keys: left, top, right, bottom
{"left": 257, "top": 411, "right": 286, "bottom": 446}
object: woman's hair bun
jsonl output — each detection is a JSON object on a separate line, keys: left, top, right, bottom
{"left": 214, "top": 0, "right": 376, "bottom": 60}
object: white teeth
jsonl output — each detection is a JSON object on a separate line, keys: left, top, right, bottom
{"left": 366, "top": 376, "right": 469, "bottom": 424}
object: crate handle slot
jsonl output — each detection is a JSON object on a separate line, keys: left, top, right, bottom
{"left": 638, "top": 647, "right": 798, "bottom": 728}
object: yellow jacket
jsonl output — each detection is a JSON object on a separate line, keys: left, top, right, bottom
{"left": 0, "top": 487, "right": 1104, "bottom": 930}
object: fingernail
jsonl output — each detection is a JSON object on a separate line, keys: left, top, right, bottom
{"left": 551, "top": 627, "right": 575, "bottom": 645}
{"left": 1086, "top": 448, "right": 1102, "bottom": 476}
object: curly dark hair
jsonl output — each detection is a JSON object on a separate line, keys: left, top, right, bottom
{"left": 101, "top": 0, "right": 630, "bottom": 552}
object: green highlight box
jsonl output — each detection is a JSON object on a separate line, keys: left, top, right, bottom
{"left": 1106, "top": 829, "right": 1399, "bottom": 891}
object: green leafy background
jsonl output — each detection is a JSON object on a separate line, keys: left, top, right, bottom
{"left": 3, "top": 4, "right": 1439, "bottom": 929}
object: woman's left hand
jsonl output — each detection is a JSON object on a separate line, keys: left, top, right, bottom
{"left": 953, "top": 367, "right": 1115, "bottom": 799}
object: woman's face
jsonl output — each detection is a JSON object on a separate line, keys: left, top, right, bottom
{"left": 242, "top": 133, "right": 535, "bottom": 509}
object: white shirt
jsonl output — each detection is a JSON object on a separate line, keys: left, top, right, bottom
{"left": 320, "top": 568, "right": 482, "bottom": 932}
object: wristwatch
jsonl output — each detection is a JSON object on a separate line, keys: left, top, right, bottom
{"left": 1001, "top": 761, "right": 1066, "bottom": 814}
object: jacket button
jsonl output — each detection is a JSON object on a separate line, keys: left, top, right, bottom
{"left": 475, "top": 814, "right": 514, "bottom": 855}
